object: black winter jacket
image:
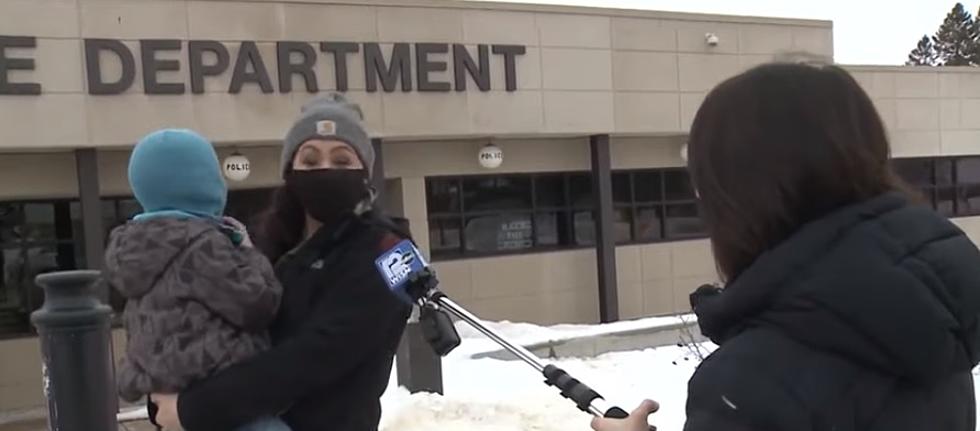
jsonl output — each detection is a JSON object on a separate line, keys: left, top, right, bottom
{"left": 176, "top": 212, "right": 412, "bottom": 431}
{"left": 685, "top": 193, "right": 980, "bottom": 431}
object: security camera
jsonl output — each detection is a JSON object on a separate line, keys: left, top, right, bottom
{"left": 705, "top": 33, "right": 720, "bottom": 47}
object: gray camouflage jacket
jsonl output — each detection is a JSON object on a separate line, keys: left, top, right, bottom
{"left": 103, "top": 218, "right": 282, "bottom": 402}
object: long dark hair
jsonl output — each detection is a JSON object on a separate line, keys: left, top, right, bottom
{"left": 255, "top": 186, "right": 306, "bottom": 264}
{"left": 688, "top": 62, "right": 909, "bottom": 282}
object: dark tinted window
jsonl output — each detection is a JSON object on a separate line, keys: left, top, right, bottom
{"left": 569, "top": 174, "right": 594, "bottom": 208}
{"left": 534, "top": 212, "right": 560, "bottom": 246}
{"left": 937, "top": 187, "right": 956, "bottom": 217}
{"left": 426, "top": 179, "right": 461, "bottom": 213}
{"left": 429, "top": 217, "right": 462, "bottom": 255}
{"left": 664, "top": 170, "right": 695, "bottom": 201}
{"left": 612, "top": 173, "right": 632, "bottom": 204}
{"left": 894, "top": 157, "right": 980, "bottom": 217}
{"left": 936, "top": 159, "right": 954, "bottom": 186}
{"left": 634, "top": 172, "right": 663, "bottom": 202}
{"left": 573, "top": 210, "right": 595, "bottom": 246}
{"left": 465, "top": 213, "right": 534, "bottom": 253}
{"left": 463, "top": 176, "right": 532, "bottom": 211}
{"left": 635, "top": 207, "right": 663, "bottom": 241}
{"left": 535, "top": 175, "right": 566, "bottom": 208}
{"left": 22, "top": 203, "right": 55, "bottom": 242}
{"left": 893, "top": 158, "right": 933, "bottom": 185}
{"left": 957, "top": 158, "right": 980, "bottom": 184}
{"left": 958, "top": 185, "right": 980, "bottom": 215}
{"left": 665, "top": 204, "right": 706, "bottom": 238}
{"left": 613, "top": 208, "right": 632, "bottom": 244}
{"left": 425, "top": 169, "right": 710, "bottom": 260}
{"left": 0, "top": 204, "right": 21, "bottom": 244}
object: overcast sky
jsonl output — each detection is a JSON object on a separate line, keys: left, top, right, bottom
{"left": 467, "top": 0, "right": 976, "bottom": 65}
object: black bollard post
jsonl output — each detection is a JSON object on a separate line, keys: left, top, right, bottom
{"left": 31, "top": 270, "right": 118, "bottom": 431}
{"left": 387, "top": 216, "right": 445, "bottom": 394}
{"left": 396, "top": 318, "right": 445, "bottom": 394}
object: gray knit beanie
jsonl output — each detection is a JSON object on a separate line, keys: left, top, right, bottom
{"left": 281, "top": 93, "right": 373, "bottom": 178}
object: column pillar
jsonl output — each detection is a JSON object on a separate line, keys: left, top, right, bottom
{"left": 377, "top": 139, "right": 445, "bottom": 394}
{"left": 371, "top": 138, "right": 385, "bottom": 206}
{"left": 590, "top": 134, "right": 619, "bottom": 323}
{"left": 75, "top": 149, "right": 105, "bottom": 301}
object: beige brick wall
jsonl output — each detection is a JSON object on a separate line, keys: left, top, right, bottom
{"left": 617, "top": 240, "right": 718, "bottom": 319}
{"left": 428, "top": 238, "right": 718, "bottom": 325}
{"left": 0, "top": 0, "right": 831, "bottom": 150}
{"left": 845, "top": 66, "right": 980, "bottom": 158}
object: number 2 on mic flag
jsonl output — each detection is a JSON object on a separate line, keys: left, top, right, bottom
{"left": 375, "top": 239, "right": 427, "bottom": 302}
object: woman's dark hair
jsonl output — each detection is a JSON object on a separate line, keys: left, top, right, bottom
{"left": 255, "top": 186, "right": 306, "bottom": 263}
{"left": 688, "top": 62, "right": 909, "bottom": 282}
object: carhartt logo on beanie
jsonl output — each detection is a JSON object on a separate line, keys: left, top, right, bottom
{"left": 282, "top": 93, "right": 373, "bottom": 178}
{"left": 128, "top": 129, "right": 227, "bottom": 219}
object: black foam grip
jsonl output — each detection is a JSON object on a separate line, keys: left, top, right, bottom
{"left": 543, "top": 365, "right": 601, "bottom": 411}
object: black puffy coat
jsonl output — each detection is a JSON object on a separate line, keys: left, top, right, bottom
{"left": 176, "top": 212, "right": 412, "bottom": 431}
{"left": 685, "top": 193, "right": 980, "bottom": 431}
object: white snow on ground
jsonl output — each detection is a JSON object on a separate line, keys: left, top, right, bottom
{"left": 380, "top": 317, "right": 712, "bottom": 431}
{"left": 381, "top": 344, "right": 710, "bottom": 431}
{"left": 380, "top": 318, "right": 980, "bottom": 431}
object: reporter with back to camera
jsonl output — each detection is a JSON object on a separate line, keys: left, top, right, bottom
{"left": 593, "top": 61, "right": 980, "bottom": 431}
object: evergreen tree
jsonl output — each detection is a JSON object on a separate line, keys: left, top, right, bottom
{"left": 932, "top": 3, "right": 979, "bottom": 66}
{"left": 907, "top": 35, "right": 939, "bottom": 65}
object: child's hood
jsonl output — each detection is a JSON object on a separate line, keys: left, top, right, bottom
{"left": 104, "top": 218, "right": 221, "bottom": 299}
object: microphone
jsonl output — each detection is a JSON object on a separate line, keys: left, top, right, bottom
{"left": 375, "top": 239, "right": 461, "bottom": 356}
{"left": 374, "top": 239, "right": 429, "bottom": 304}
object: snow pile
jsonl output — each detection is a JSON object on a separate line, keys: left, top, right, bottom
{"left": 451, "top": 314, "right": 698, "bottom": 358}
{"left": 381, "top": 342, "right": 713, "bottom": 431}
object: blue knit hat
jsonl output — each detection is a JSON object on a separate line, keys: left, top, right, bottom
{"left": 128, "top": 129, "right": 227, "bottom": 220}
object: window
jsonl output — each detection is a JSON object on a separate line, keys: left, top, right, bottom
{"left": 956, "top": 158, "right": 980, "bottom": 216}
{"left": 614, "top": 169, "right": 705, "bottom": 243}
{"left": 0, "top": 188, "right": 276, "bottom": 338}
{"left": 893, "top": 156, "right": 980, "bottom": 217}
{"left": 1, "top": 201, "right": 79, "bottom": 338}
{"left": 427, "top": 174, "right": 549, "bottom": 258}
{"left": 425, "top": 169, "right": 705, "bottom": 260}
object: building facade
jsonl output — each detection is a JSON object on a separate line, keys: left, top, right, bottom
{"left": 1, "top": 0, "right": 980, "bottom": 412}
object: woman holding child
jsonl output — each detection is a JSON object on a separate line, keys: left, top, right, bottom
{"left": 111, "top": 93, "right": 412, "bottom": 431}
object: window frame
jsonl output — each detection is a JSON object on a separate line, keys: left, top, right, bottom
{"left": 425, "top": 168, "right": 707, "bottom": 262}
{"left": 613, "top": 168, "right": 706, "bottom": 245}
{"left": 426, "top": 172, "right": 597, "bottom": 260}
{"left": 893, "top": 156, "right": 980, "bottom": 218}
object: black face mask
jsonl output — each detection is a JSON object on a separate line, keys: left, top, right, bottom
{"left": 285, "top": 168, "right": 370, "bottom": 226}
